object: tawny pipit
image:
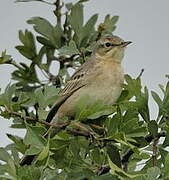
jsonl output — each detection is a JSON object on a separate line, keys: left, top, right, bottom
{"left": 46, "top": 34, "right": 132, "bottom": 124}
{"left": 20, "top": 34, "right": 131, "bottom": 165}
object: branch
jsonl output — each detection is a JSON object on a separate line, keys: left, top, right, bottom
{"left": 97, "top": 165, "right": 110, "bottom": 176}
{"left": 5, "top": 109, "right": 69, "bottom": 129}
{"left": 152, "top": 138, "right": 158, "bottom": 167}
{"left": 67, "top": 129, "right": 90, "bottom": 137}
{"left": 53, "top": 0, "right": 62, "bottom": 26}
{"left": 7, "top": 110, "right": 37, "bottom": 121}
{"left": 137, "top": 68, "right": 144, "bottom": 78}
{"left": 41, "top": 0, "right": 54, "bottom": 5}
{"left": 6, "top": 109, "right": 94, "bottom": 138}
{"left": 145, "top": 131, "right": 166, "bottom": 142}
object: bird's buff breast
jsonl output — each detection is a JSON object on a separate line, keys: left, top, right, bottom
{"left": 87, "top": 62, "right": 124, "bottom": 105}
{"left": 57, "top": 62, "right": 124, "bottom": 119}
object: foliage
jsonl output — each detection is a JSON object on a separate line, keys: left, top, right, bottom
{"left": 0, "top": 0, "right": 169, "bottom": 179}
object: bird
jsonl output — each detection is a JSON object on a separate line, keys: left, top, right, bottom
{"left": 20, "top": 34, "right": 131, "bottom": 165}
{"left": 46, "top": 34, "right": 132, "bottom": 125}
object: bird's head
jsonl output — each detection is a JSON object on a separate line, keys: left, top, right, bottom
{"left": 94, "top": 34, "right": 132, "bottom": 63}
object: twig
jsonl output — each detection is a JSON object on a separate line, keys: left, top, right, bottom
{"left": 145, "top": 131, "right": 166, "bottom": 142}
{"left": 7, "top": 110, "right": 37, "bottom": 121}
{"left": 90, "top": 124, "right": 106, "bottom": 131}
{"left": 53, "top": 0, "right": 62, "bottom": 26}
{"left": 5, "top": 109, "right": 69, "bottom": 129}
{"left": 67, "top": 129, "right": 90, "bottom": 137}
{"left": 57, "top": 54, "right": 79, "bottom": 63}
{"left": 152, "top": 138, "right": 158, "bottom": 167}
{"left": 97, "top": 165, "right": 110, "bottom": 176}
{"left": 137, "top": 68, "right": 144, "bottom": 78}
{"left": 41, "top": 0, "right": 54, "bottom": 5}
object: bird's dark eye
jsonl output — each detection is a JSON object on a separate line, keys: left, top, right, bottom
{"left": 105, "top": 42, "right": 112, "bottom": 47}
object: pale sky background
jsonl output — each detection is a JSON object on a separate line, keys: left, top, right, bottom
{"left": 0, "top": 0, "right": 169, "bottom": 147}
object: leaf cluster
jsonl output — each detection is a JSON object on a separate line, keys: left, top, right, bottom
{"left": 0, "top": 0, "right": 169, "bottom": 179}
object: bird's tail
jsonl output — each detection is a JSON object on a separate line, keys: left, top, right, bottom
{"left": 20, "top": 95, "right": 71, "bottom": 166}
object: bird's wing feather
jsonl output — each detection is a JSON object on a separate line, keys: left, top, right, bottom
{"left": 46, "top": 58, "right": 98, "bottom": 123}
{"left": 59, "top": 58, "right": 96, "bottom": 96}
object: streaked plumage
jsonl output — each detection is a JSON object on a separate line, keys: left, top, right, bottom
{"left": 20, "top": 34, "right": 131, "bottom": 166}
{"left": 47, "top": 34, "right": 131, "bottom": 123}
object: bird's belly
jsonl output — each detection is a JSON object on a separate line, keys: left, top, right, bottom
{"left": 86, "top": 74, "right": 123, "bottom": 105}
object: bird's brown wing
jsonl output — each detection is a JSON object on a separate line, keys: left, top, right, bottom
{"left": 46, "top": 58, "right": 97, "bottom": 123}
{"left": 58, "top": 58, "right": 96, "bottom": 96}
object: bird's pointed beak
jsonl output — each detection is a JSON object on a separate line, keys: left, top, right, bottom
{"left": 121, "top": 41, "right": 132, "bottom": 47}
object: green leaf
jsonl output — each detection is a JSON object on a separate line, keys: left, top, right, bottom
{"left": 147, "top": 120, "right": 158, "bottom": 137}
{"left": 165, "top": 152, "right": 169, "bottom": 167}
{"left": 27, "top": 17, "right": 63, "bottom": 47}
{"left": 132, "top": 152, "right": 150, "bottom": 160}
{"left": 43, "top": 86, "right": 60, "bottom": 105}
{"left": 36, "top": 139, "right": 49, "bottom": 161}
{"left": 163, "top": 154, "right": 169, "bottom": 177}
{"left": 108, "top": 157, "right": 142, "bottom": 178}
{"left": 80, "top": 14, "right": 98, "bottom": 47}
{"left": 66, "top": 168, "right": 94, "bottom": 180}
{"left": 74, "top": 95, "right": 114, "bottom": 121}
{"left": 34, "top": 85, "right": 59, "bottom": 109}
{"left": 58, "top": 40, "right": 80, "bottom": 56}
{"left": 0, "top": 50, "right": 12, "bottom": 64}
{"left": 15, "top": 45, "right": 36, "bottom": 59}
{"left": 159, "top": 147, "right": 168, "bottom": 163}
{"left": 16, "top": 30, "right": 37, "bottom": 60}
{"left": 90, "top": 148, "right": 104, "bottom": 165}
{"left": 0, "top": 148, "right": 16, "bottom": 177}
{"left": 106, "top": 144, "right": 121, "bottom": 168}
{"left": 24, "top": 124, "right": 46, "bottom": 148}
{"left": 124, "top": 75, "right": 150, "bottom": 122}
{"left": 145, "top": 167, "right": 161, "bottom": 180}
{"left": 69, "top": 3, "right": 84, "bottom": 35}
{"left": 17, "top": 166, "right": 42, "bottom": 180}
{"left": 87, "top": 106, "right": 115, "bottom": 120}
{"left": 78, "top": 0, "right": 89, "bottom": 3}
{"left": 25, "top": 145, "right": 41, "bottom": 155}
{"left": 92, "top": 174, "right": 119, "bottom": 180}
{"left": 27, "top": 17, "right": 53, "bottom": 38}
{"left": 36, "top": 36, "right": 54, "bottom": 47}
{"left": 151, "top": 91, "right": 162, "bottom": 107}
{"left": 98, "top": 15, "right": 119, "bottom": 34}
{"left": 137, "top": 87, "right": 150, "bottom": 122}
{"left": 7, "top": 134, "right": 27, "bottom": 154}
{"left": 0, "top": 174, "right": 14, "bottom": 180}
{"left": 0, "top": 84, "right": 17, "bottom": 109}
{"left": 0, "top": 148, "right": 12, "bottom": 163}
{"left": 19, "top": 30, "right": 36, "bottom": 51}
{"left": 11, "top": 63, "right": 39, "bottom": 86}
{"left": 163, "top": 130, "right": 169, "bottom": 147}
{"left": 126, "top": 127, "right": 147, "bottom": 138}
{"left": 105, "top": 106, "right": 122, "bottom": 135}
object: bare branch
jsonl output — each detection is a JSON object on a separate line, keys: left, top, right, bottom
{"left": 53, "top": 0, "right": 62, "bottom": 26}
{"left": 152, "top": 138, "right": 158, "bottom": 167}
